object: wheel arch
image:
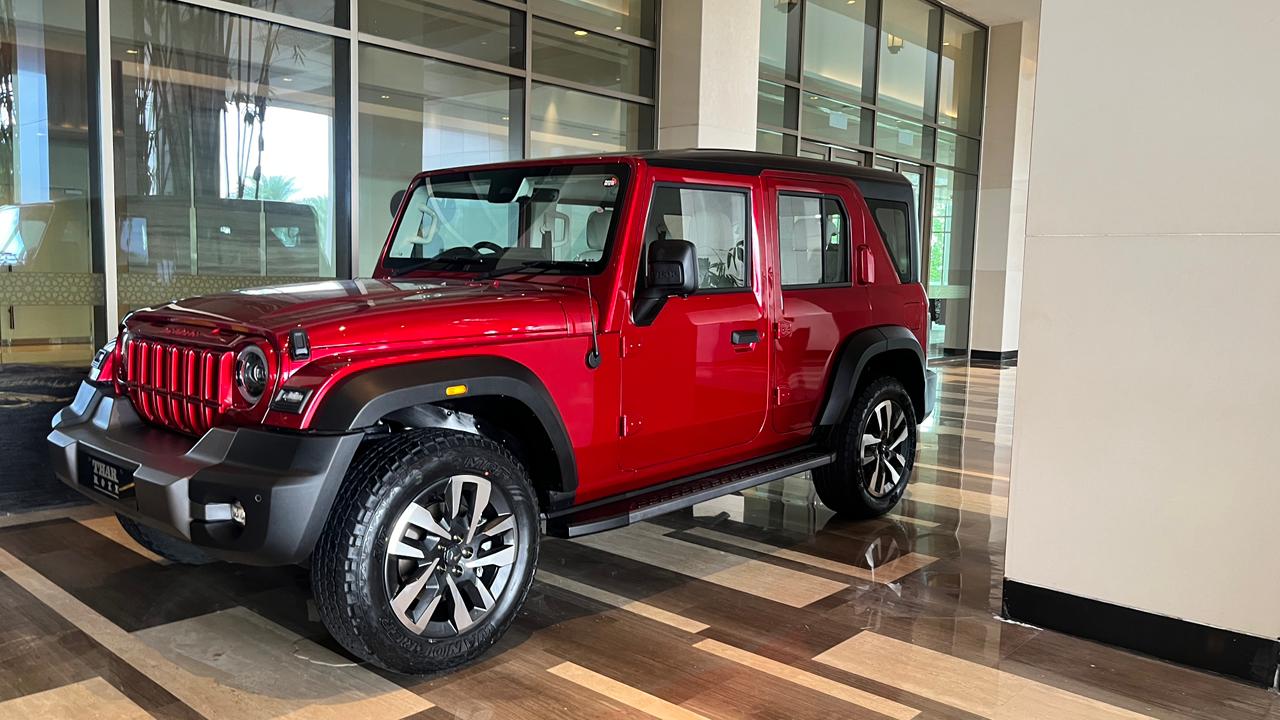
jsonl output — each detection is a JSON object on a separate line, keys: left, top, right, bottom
{"left": 309, "top": 356, "right": 578, "bottom": 511}
{"left": 816, "top": 326, "right": 926, "bottom": 427}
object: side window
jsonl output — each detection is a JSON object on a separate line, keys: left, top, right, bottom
{"left": 777, "top": 193, "right": 850, "bottom": 287}
{"left": 642, "top": 185, "right": 750, "bottom": 290}
{"left": 866, "top": 199, "right": 913, "bottom": 283}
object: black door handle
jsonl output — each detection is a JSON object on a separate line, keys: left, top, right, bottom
{"left": 731, "top": 329, "right": 760, "bottom": 345}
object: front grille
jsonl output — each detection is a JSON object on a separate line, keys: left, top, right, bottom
{"left": 120, "top": 337, "right": 234, "bottom": 436}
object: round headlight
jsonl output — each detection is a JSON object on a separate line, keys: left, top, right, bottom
{"left": 235, "top": 346, "right": 269, "bottom": 404}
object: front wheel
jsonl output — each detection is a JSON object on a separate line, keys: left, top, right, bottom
{"left": 312, "top": 428, "right": 539, "bottom": 674}
{"left": 812, "top": 377, "right": 917, "bottom": 518}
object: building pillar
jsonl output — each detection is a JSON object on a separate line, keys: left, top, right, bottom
{"left": 657, "top": 0, "right": 760, "bottom": 150}
{"left": 968, "top": 19, "right": 1038, "bottom": 360}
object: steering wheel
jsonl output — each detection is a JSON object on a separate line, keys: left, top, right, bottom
{"left": 473, "top": 241, "right": 504, "bottom": 255}
{"left": 439, "top": 246, "right": 479, "bottom": 259}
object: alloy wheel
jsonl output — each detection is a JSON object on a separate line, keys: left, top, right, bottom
{"left": 859, "top": 399, "right": 910, "bottom": 498}
{"left": 384, "top": 474, "right": 518, "bottom": 637}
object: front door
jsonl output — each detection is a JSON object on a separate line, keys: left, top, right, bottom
{"left": 619, "top": 176, "right": 769, "bottom": 471}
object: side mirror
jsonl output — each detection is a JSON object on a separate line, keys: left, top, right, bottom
{"left": 389, "top": 189, "right": 407, "bottom": 218}
{"left": 644, "top": 239, "right": 698, "bottom": 297}
{"left": 634, "top": 239, "right": 698, "bottom": 326}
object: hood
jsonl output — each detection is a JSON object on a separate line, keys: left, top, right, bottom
{"left": 128, "top": 278, "right": 586, "bottom": 348}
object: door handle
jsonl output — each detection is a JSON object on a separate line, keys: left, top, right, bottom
{"left": 731, "top": 329, "right": 760, "bottom": 345}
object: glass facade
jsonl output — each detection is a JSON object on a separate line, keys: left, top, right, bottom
{"left": 1, "top": 0, "right": 657, "bottom": 366}
{"left": 756, "top": 0, "right": 986, "bottom": 358}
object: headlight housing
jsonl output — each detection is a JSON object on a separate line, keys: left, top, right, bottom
{"left": 235, "top": 345, "right": 269, "bottom": 404}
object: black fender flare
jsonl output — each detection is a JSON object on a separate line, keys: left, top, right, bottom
{"left": 309, "top": 356, "right": 578, "bottom": 496}
{"left": 816, "top": 326, "right": 926, "bottom": 426}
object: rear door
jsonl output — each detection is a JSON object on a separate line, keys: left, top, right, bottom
{"left": 619, "top": 170, "right": 769, "bottom": 470}
{"left": 765, "top": 174, "right": 873, "bottom": 434}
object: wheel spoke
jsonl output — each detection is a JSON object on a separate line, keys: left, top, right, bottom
{"left": 467, "top": 575, "right": 497, "bottom": 610}
{"left": 448, "top": 475, "right": 492, "bottom": 544}
{"left": 444, "top": 572, "right": 475, "bottom": 633}
{"left": 888, "top": 424, "right": 910, "bottom": 450}
{"left": 465, "top": 545, "right": 516, "bottom": 570}
{"left": 883, "top": 459, "right": 901, "bottom": 486}
{"left": 396, "top": 502, "right": 451, "bottom": 542}
{"left": 474, "top": 513, "right": 516, "bottom": 544}
{"left": 390, "top": 560, "right": 441, "bottom": 633}
{"left": 868, "top": 460, "right": 882, "bottom": 495}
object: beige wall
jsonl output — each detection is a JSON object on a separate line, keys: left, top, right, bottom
{"left": 1006, "top": 0, "right": 1280, "bottom": 639}
{"left": 969, "top": 19, "right": 1037, "bottom": 354}
{"left": 657, "top": 0, "right": 760, "bottom": 150}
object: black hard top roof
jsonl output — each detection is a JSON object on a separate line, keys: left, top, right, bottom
{"left": 632, "top": 148, "right": 912, "bottom": 187}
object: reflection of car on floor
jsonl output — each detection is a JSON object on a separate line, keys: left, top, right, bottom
{"left": 48, "top": 149, "right": 936, "bottom": 674}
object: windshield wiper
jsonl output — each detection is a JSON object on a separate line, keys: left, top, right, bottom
{"left": 474, "top": 259, "right": 564, "bottom": 281}
{"left": 389, "top": 255, "right": 477, "bottom": 278}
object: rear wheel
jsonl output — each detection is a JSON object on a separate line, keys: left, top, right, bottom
{"left": 312, "top": 428, "right": 538, "bottom": 674}
{"left": 812, "top": 377, "right": 917, "bottom": 518}
{"left": 116, "top": 514, "right": 213, "bottom": 565}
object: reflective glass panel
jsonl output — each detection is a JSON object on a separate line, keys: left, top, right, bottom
{"left": 875, "top": 114, "right": 930, "bottom": 160}
{"left": 360, "top": 0, "right": 521, "bottom": 67}
{"left": 111, "top": 0, "right": 337, "bottom": 311}
{"left": 877, "top": 0, "right": 940, "bottom": 119}
{"left": 758, "top": 79, "right": 795, "bottom": 129}
{"left": 801, "top": 93, "right": 871, "bottom": 149}
{"left": 530, "top": 83, "right": 652, "bottom": 157}
{"left": 759, "top": 0, "right": 797, "bottom": 81}
{"left": 358, "top": 45, "right": 519, "bottom": 272}
{"left": 939, "top": 13, "right": 986, "bottom": 135}
{"left": 936, "top": 130, "right": 979, "bottom": 171}
{"left": 802, "top": 0, "right": 873, "bottom": 103}
{"left": 928, "top": 168, "right": 977, "bottom": 357}
{"left": 530, "top": 0, "right": 656, "bottom": 40}
{"left": 0, "top": 0, "right": 100, "bottom": 364}
{"left": 532, "top": 19, "right": 653, "bottom": 97}
{"left": 222, "top": 0, "right": 339, "bottom": 26}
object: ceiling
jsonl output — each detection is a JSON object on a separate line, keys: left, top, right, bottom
{"left": 937, "top": 0, "right": 1040, "bottom": 26}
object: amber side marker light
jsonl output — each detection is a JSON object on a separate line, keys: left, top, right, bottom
{"left": 445, "top": 384, "right": 468, "bottom": 397}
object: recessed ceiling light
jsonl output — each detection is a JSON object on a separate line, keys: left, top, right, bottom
{"left": 943, "top": 41, "right": 951, "bottom": 46}
{"left": 380, "top": 94, "right": 390, "bottom": 99}
{"left": 282, "top": 76, "right": 293, "bottom": 82}
{"left": 125, "top": 48, "right": 139, "bottom": 54}
{"left": 591, "top": 132, "right": 600, "bottom": 136}
{"left": 573, "top": 29, "right": 588, "bottom": 37}
{"left": 614, "top": 26, "right": 622, "bottom": 31}
{"left": 501, "top": 115, "right": 509, "bottom": 120}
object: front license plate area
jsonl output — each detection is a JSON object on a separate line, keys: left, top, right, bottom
{"left": 78, "top": 451, "right": 137, "bottom": 505}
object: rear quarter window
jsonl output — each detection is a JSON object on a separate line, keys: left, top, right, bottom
{"left": 865, "top": 199, "right": 913, "bottom": 283}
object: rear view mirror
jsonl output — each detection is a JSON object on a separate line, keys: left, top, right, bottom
{"left": 645, "top": 239, "right": 699, "bottom": 296}
{"left": 389, "top": 189, "right": 406, "bottom": 218}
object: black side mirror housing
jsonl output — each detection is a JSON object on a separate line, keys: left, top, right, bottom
{"left": 644, "top": 239, "right": 698, "bottom": 297}
{"left": 634, "top": 239, "right": 699, "bottom": 326}
{"left": 390, "top": 189, "right": 407, "bottom": 218}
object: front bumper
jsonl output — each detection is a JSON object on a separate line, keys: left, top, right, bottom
{"left": 47, "top": 381, "right": 362, "bottom": 565}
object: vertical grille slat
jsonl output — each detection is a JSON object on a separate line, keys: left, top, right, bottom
{"left": 121, "top": 334, "right": 234, "bottom": 436}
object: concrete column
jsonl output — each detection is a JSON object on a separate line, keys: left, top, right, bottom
{"left": 968, "top": 19, "right": 1038, "bottom": 358}
{"left": 657, "top": 0, "right": 760, "bottom": 150}
{"left": 1007, "top": 0, "right": 1280, "bottom": 646}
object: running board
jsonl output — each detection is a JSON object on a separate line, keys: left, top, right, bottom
{"left": 544, "top": 446, "right": 834, "bottom": 539}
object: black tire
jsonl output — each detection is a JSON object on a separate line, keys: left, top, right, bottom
{"left": 312, "top": 428, "right": 539, "bottom": 675}
{"left": 116, "top": 514, "right": 214, "bottom": 565}
{"left": 812, "top": 377, "right": 917, "bottom": 518}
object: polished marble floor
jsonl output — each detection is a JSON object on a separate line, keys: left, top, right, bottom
{"left": 0, "top": 364, "right": 1275, "bottom": 719}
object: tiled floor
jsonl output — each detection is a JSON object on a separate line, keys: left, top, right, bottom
{"left": 1, "top": 364, "right": 1275, "bottom": 719}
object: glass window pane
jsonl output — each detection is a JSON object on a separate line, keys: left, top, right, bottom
{"left": 360, "top": 0, "right": 521, "bottom": 67}
{"left": 358, "top": 45, "right": 519, "bottom": 272}
{"left": 936, "top": 130, "right": 979, "bottom": 171}
{"left": 867, "top": 199, "right": 912, "bottom": 283}
{"left": 756, "top": 130, "right": 797, "bottom": 155}
{"left": 778, "top": 194, "right": 848, "bottom": 286}
{"left": 801, "top": 93, "right": 871, "bottom": 148}
{"left": 643, "top": 187, "right": 749, "bottom": 290}
{"left": 875, "top": 114, "right": 931, "bottom": 160}
{"left": 802, "top": 0, "right": 873, "bottom": 103}
{"left": 759, "top": 0, "right": 797, "bottom": 81}
{"left": 530, "top": 0, "right": 655, "bottom": 41}
{"left": 532, "top": 19, "right": 654, "bottom": 97}
{"left": 111, "top": 0, "right": 338, "bottom": 309}
{"left": 757, "top": 79, "right": 795, "bottom": 129}
{"left": 530, "top": 83, "right": 653, "bottom": 157}
{"left": 878, "top": 0, "right": 940, "bottom": 119}
{"left": 928, "top": 168, "right": 977, "bottom": 356}
{"left": 939, "top": 13, "right": 986, "bottom": 135}
{"left": 0, "top": 0, "right": 101, "bottom": 364}
{"left": 222, "top": 0, "right": 338, "bottom": 26}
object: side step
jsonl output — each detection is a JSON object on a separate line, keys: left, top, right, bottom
{"left": 544, "top": 446, "right": 834, "bottom": 539}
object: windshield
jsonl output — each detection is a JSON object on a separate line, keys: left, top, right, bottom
{"left": 381, "top": 164, "right": 628, "bottom": 277}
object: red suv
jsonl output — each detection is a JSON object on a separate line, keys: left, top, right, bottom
{"left": 49, "top": 150, "right": 936, "bottom": 673}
